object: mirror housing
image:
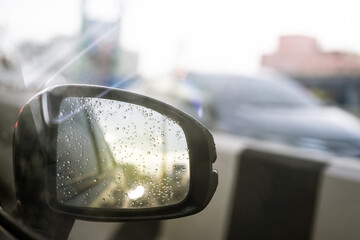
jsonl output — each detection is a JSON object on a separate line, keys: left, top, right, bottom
{"left": 13, "top": 84, "right": 217, "bottom": 222}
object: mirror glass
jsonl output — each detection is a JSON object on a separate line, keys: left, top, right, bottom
{"left": 56, "top": 97, "right": 190, "bottom": 209}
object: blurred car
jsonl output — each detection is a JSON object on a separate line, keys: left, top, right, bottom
{"left": 148, "top": 72, "right": 360, "bottom": 158}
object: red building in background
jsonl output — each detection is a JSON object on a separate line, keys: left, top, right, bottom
{"left": 262, "top": 36, "right": 360, "bottom": 77}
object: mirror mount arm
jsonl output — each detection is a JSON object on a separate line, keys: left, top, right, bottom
{"left": 50, "top": 218, "right": 75, "bottom": 240}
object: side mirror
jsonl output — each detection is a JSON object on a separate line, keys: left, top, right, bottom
{"left": 13, "top": 85, "right": 217, "bottom": 223}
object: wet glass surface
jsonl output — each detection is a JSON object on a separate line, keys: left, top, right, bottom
{"left": 56, "top": 97, "right": 190, "bottom": 209}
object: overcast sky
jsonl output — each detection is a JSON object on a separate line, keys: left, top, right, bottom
{"left": 2, "top": 0, "right": 360, "bottom": 76}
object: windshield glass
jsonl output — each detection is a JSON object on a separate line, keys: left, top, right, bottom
{"left": 2, "top": 0, "right": 360, "bottom": 240}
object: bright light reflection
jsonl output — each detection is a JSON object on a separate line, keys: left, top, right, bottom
{"left": 104, "top": 133, "right": 115, "bottom": 143}
{"left": 128, "top": 186, "right": 145, "bottom": 200}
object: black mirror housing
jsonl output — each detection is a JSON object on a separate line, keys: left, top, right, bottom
{"left": 13, "top": 84, "right": 217, "bottom": 222}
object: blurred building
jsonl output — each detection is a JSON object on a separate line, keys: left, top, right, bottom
{"left": 262, "top": 36, "right": 360, "bottom": 77}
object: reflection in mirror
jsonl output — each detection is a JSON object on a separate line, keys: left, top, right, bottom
{"left": 56, "top": 97, "right": 190, "bottom": 209}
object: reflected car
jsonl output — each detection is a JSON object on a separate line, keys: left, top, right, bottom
{"left": 154, "top": 72, "right": 360, "bottom": 158}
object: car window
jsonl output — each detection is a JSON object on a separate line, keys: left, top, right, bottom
{"left": 186, "top": 73, "right": 321, "bottom": 107}
{"left": 2, "top": 0, "right": 360, "bottom": 240}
